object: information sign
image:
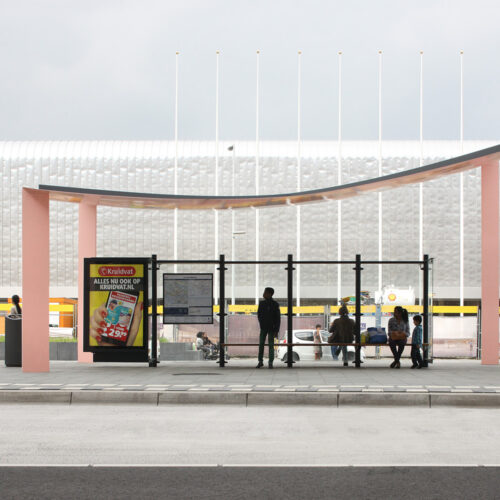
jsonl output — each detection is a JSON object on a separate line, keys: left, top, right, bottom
{"left": 163, "top": 273, "right": 213, "bottom": 324}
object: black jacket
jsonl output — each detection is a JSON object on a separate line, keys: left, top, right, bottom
{"left": 257, "top": 298, "right": 281, "bottom": 333}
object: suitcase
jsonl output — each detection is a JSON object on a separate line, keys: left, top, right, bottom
{"left": 369, "top": 333, "right": 387, "bottom": 344}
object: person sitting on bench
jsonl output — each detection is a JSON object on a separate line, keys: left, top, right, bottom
{"left": 328, "top": 305, "right": 355, "bottom": 367}
{"left": 196, "top": 331, "right": 211, "bottom": 359}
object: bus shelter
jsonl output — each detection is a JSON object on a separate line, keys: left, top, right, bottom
{"left": 20, "top": 144, "right": 500, "bottom": 371}
{"left": 145, "top": 254, "right": 432, "bottom": 369}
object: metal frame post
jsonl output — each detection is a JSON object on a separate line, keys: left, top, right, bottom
{"left": 218, "top": 254, "right": 227, "bottom": 367}
{"left": 422, "top": 254, "right": 429, "bottom": 367}
{"left": 149, "top": 254, "right": 158, "bottom": 367}
{"left": 286, "top": 254, "right": 294, "bottom": 368}
{"left": 354, "top": 254, "right": 362, "bottom": 368}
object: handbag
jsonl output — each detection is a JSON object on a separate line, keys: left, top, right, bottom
{"left": 390, "top": 331, "right": 407, "bottom": 341}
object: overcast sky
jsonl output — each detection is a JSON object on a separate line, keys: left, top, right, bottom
{"left": 1, "top": 0, "right": 499, "bottom": 141}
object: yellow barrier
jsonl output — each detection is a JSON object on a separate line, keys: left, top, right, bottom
{"left": 0, "top": 304, "right": 74, "bottom": 312}
{"left": 0, "top": 303, "right": 482, "bottom": 315}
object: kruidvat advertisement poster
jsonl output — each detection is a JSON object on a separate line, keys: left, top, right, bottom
{"left": 84, "top": 259, "right": 148, "bottom": 351}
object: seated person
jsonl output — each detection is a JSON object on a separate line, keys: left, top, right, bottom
{"left": 202, "top": 332, "right": 215, "bottom": 355}
{"left": 196, "top": 331, "right": 211, "bottom": 359}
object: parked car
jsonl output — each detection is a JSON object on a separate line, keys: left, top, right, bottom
{"left": 277, "top": 329, "right": 333, "bottom": 362}
{"left": 277, "top": 329, "right": 365, "bottom": 363}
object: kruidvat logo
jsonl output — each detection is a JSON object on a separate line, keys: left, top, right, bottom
{"left": 98, "top": 266, "right": 136, "bottom": 277}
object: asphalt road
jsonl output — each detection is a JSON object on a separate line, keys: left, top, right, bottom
{"left": 1, "top": 466, "right": 499, "bottom": 499}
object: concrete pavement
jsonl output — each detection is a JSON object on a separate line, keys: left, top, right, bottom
{"left": 2, "top": 404, "right": 500, "bottom": 466}
{"left": 1, "top": 359, "right": 499, "bottom": 406}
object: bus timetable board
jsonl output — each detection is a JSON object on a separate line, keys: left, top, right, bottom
{"left": 163, "top": 273, "right": 213, "bottom": 324}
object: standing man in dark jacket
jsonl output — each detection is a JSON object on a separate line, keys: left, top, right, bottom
{"left": 256, "top": 287, "right": 281, "bottom": 369}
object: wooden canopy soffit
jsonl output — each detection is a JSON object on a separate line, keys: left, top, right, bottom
{"left": 36, "top": 145, "right": 500, "bottom": 210}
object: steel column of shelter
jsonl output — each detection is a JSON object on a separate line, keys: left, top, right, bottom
{"left": 286, "top": 254, "right": 294, "bottom": 368}
{"left": 77, "top": 201, "right": 96, "bottom": 364}
{"left": 218, "top": 255, "right": 227, "bottom": 368}
{"left": 354, "top": 254, "right": 362, "bottom": 368}
{"left": 423, "top": 254, "right": 430, "bottom": 367}
{"left": 21, "top": 188, "right": 50, "bottom": 372}
{"left": 481, "top": 161, "right": 499, "bottom": 365}
{"left": 149, "top": 254, "right": 158, "bottom": 367}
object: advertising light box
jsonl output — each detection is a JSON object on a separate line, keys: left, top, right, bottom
{"left": 84, "top": 258, "right": 149, "bottom": 352}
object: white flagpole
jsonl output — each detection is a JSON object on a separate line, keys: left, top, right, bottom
{"left": 255, "top": 50, "right": 260, "bottom": 305}
{"left": 419, "top": 50, "right": 424, "bottom": 305}
{"left": 459, "top": 50, "right": 464, "bottom": 313}
{"left": 378, "top": 50, "right": 383, "bottom": 293}
{"left": 214, "top": 50, "right": 220, "bottom": 305}
{"left": 296, "top": 50, "right": 302, "bottom": 309}
{"left": 337, "top": 51, "right": 342, "bottom": 304}
{"left": 231, "top": 145, "right": 236, "bottom": 305}
{"left": 174, "top": 51, "right": 179, "bottom": 274}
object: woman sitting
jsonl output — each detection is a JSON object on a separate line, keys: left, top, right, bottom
{"left": 388, "top": 306, "right": 410, "bottom": 369}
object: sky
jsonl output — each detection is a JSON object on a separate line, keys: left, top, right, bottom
{"left": 0, "top": 0, "right": 499, "bottom": 141}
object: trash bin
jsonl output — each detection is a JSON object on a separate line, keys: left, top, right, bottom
{"left": 5, "top": 315, "right": 22, "bottom": 367}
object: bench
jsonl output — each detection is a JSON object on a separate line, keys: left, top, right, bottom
{"left": 220, "top": 342, "right": 430, "bottom": 368}
{"left": 221, "top": 343, "right": 429, "bottom": 347}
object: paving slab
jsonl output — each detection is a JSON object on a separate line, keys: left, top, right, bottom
{"left": 0, "top": 359, "right": 499, "bottom": 406}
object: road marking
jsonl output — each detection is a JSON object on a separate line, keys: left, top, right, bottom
{"left": 0, "top": 464, "right": 491, "bottom": 468}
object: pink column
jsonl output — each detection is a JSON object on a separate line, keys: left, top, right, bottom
{"left": 481, "top": 160, "right": 500, "bottom": 365}
{"left": 22, "top": 188, "right": 50, "bottom": 372}
{"left": 77, "top": 200, "right": 96, "bottom": 363}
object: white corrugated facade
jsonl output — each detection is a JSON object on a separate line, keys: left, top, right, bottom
{"left": 0, "top": 140, "right": 497, "bottom": 300}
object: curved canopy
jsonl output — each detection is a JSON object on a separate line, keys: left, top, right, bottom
{"left": 38, "top": 144, "right": 500, "bottom": 210}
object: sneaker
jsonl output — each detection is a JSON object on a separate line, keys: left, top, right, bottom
{"left": 343, "top": 362, "right": 348, "bottom": 367}
{"left": 256, "top": 362, "right": 264, "bottom": 368}
{"left": 390, "top": 361, "right": 397, "bottom": 368}
{"left": 268, "top": 363, "right": 273, "bottom": 369}
{"left": 395, "top": 362, "right": 401, "bottom": 369}
{"left": 411, "top": 364, "right": 418, "bottom": 369}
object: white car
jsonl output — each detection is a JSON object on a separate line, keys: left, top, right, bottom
{"left": 277, "top": 329, "right": 364, "bottom": 363}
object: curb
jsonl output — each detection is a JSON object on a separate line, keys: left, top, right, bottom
{"left": 1, "top": 390, "right": 500, "bottom": 407}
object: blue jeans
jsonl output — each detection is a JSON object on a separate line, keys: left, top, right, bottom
{"left": 331, "top": 345, "right": 348, "bottom": 362}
